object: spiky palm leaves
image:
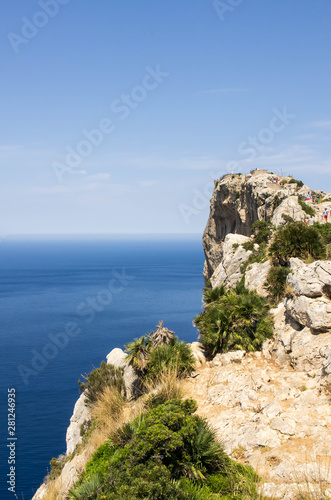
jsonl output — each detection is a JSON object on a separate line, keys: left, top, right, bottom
{"left": 124, "top": 335, "right": 151, "bottom": 372}
{"left": 195, "top": 286, "right": 273, "bottom": 355}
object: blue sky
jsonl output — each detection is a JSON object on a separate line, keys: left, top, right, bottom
{"left": 1, "top": 0, "right": 331, "bottom": 235}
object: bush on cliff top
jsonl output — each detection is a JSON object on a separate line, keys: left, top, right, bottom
{"left": 69, "top": 399, "right": 259, "bottom": 500}
{"left": 268, "top": 221, "right": 326, "bottom": 265}
{"left": 194, "top": 284, "right": 273, "bottom": 356}
{"left": 78, "top": 361, "right": 125, "bottom": 406}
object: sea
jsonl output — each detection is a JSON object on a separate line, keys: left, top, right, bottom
{"left": 0, "top": 236, "right": 205, "bottom": 499}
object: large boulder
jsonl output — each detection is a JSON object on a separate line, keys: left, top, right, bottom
{"left": 285, "top": 295, "right": 331, "bottom": 332}
{"left": 106, "top": 348, "right": 142, "bottom": 400}
{"left": 288, "top": 258, "right": 331, "bottom": 298}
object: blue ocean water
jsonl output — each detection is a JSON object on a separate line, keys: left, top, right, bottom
{"left": 0, "top": 238, "right": 205, "bottom": 499}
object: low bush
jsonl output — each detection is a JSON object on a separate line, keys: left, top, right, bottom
{"left": 194, "top": 285, "right": 273, "bottom": 356}
{"left": 146, "top": 339, "right": 196, "bottom": 380}
{"left": 79, "top": 361, "right": 125, "bottom": 406}
{"left": 289, "top": 178, "right": 304, "bottom": 188}
{"left": 265, "top": 265, "right": 291, "bottom": 304}
{"left": 251, "top": 220, "right": 273, "bottom": 245}
{"left": 269, "top": 221, "right": 326, "bottom": 265}
{"left": 314, "top": 222, "right": 331, "bottom": 245}
{"left": 69, "top": 399, "right": 259, "bottom": 499}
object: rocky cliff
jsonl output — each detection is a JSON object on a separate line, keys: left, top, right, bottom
{"left": 203, "top": 169, "right": 330, "bottom": 282}
{"left": 33, "top": 169, "right": 331, "bottom": 500}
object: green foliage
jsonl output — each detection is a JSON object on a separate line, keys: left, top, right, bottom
{"left": 314, "top": 222, "right": 331, "bottom": 245}
{"left": 146, "top": 339, "right": 196, "bottom": 380}
{"left": 69, "top": 474, "right": 101, "bottom": 500}
{"left": 48, "top": 456, "right": 66, "bottom": 481}
{"left": 289, "top": 178, "right": 304, "bottom": 188}
{"left": 265, "top": 265, "right": 291, "bottom": 304}
{"left": 235, "top": 191, "right": 240, "bottom": 200}
{"left": 272, "top": 194, "right": 282, "bottom": 209}
{"left": 195, "top": 286, "right": 273, "bottom": 356}
{"left": 251, "top": 220, "right": 273, "bottom": 245}
{"left": 79, "top": 361, "right": 125, "bottom": 406}
{"left": 242, "top": 240, "right": 255, "bottom": 251}
{"left": 298, "top": 198, "right": 316, "bottom": 216}
{"left": 215, "top": 181, "right": 219, "bottom": 188}
{"left": 269, "top": 221, "right": 326, "bottom": 265}
{"left": 84, "top": 441, "right": 117, "bottom": 481}
{"left": 125, "top": 335, "right": 151, "bottom": 371}
{"left": 70, "top": 399, "right": 259, "bottom": 499}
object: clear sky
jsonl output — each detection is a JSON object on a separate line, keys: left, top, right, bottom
{"left": 1, "top": 0, "right": 331, "bottom": 236}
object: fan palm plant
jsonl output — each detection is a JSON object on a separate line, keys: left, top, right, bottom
{"left": 124, "top": 335, "right": 151, "bottom": 372}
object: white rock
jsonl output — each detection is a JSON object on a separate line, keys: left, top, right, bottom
{"left": 106, "top": 348, "right": 142, "bottom": 401}
{"left": 66, "top": 393, "right": 90, "bottom": 456}
{"left": 245, "top": 260, "right": 271, "bottom": 297}
{"left": 271, "top": 416, "right": 296, "bottom": 435}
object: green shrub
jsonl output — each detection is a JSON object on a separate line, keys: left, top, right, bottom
{"left": 194, "top": 286, "right": 273, "bottom": 356}
{"left": 48, "top": 456, "right": 66, "bottom": 481}
{"left": 289, "top": 178, "right": 304, "bottom": 188}
{"left": 272, "top": 194, "right": 282, "bottom": 209}
{"left": 70, "top": 399, "right": 259, "bottom": 499}
{"left": 242, "top": 240, "right": 255, "bottom": 251}
{"left": 125, "top": 335, "right": 151, "bottom": 372}
{"left": 315, "top": 222, "right": 331, "bottom": 245}
{"left": 146, "top": 339, "right": 196, "bottom": 380}
{"left": 79, "top": 361, "right": 125, "bottom": 406}
{"left": 251, "top": 220, "right": 273, "bottom": 245}
{"left": 265, "top": 265, "right": 291, "bottom": 304}
{"left": 269, "top": 221, "right": 325, "bottom": 265}
{"left": 298, "top": 198, "right": 316, "bottom": 216}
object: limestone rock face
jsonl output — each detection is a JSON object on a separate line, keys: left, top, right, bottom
{"left": 106, "top": 347, "right": 141, "bottom": 400}
{"left": 203, "top": 170, "right": 310, "bottom": 282}
{"left": 66, "top": 393, "right": 90, "bottom": 456}
{"left": 210, "top": 233, "right": 251, "bottom": 288}
{"left": 245, "top": 260, "right": 271, "bottom": 297}
{"left": 287, "top": 258, "right": 331, "bottom": 298}
{"left": 271, "top": 196, "right": 307, "bottom": 227}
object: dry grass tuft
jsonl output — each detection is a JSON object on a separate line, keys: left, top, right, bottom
{"left": 143, "top": 366, "right": 184, "bottom": 407}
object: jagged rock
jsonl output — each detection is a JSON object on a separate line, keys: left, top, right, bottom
{"left": 210, "top": 233, "right": 251, "bottom": 288}
{"left": 106, "top": 348, "right": 141, "bottom": 400}
{"left": 66, "top": 393, "right": 90, "bottom": 456}
{"left": 189, "top": 342, "right": 207, "bottom": 364}
{"left": 288, "top": 258, "right": 331, "bottom": 298}
{"left": 285, "top": 295, "right": 331, "bottom": 331}
{"left": 245, "top": 260, "right": 271, "bottom": 297}
{"left": 271, "top": 196, "right": 307, "bottom": 227}
{"left": 203, "top": 170, "right": 313, "bottom": 281}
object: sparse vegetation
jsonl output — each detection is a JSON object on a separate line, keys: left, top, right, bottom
{"left": 289, "top": 178, "right": 304, "bottom": 188}
{"left": 78, "top": 361, "right": 125, "bottom": 406}
{"left": 298, "top": 198, "right": 316, "bottom": 216}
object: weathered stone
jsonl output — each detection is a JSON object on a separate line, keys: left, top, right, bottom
{"left": 106, "top": 348, "right": 142, "bottom": 400}
{"left": 270, "top": 416, "right": 296, "bottom": 435}
{"left": 210, "top": 233, "right": 251, "bottom": 288}
{"left": 285, "top": 295, "right": 331, "bottom": 331}
{"left": 66, "top": 393, "right": 90, "bottom": 456}
{"left": 245, "top": 260, "right": 271, "bottom": 297}
{"left": 288, "top": 258, "right": 331, "bottom": 298}
{"left": 271, "top": 196, "right": 307, "bottom": 227}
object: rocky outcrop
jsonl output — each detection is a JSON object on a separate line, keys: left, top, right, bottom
{"left": 202, "top": 170, "right": 321, "bottom": 282}
{"left": 204, "top": 171, "right": 295, "bottom": 281}
{"left": 210, "top": 233, "right": 252, "bottom": 288}
{"left": 106, "top": 347, "right": 142, "bottom": 401}
{"left": 66, "top": 393, "right": 90, "bottom": 456}
{"left": 245, "top": 260, "right": 271, "bottom": 297}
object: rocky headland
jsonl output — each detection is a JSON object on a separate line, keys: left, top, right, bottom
{"left": 33, "top": 170, "right": 331, "bottom": 500}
